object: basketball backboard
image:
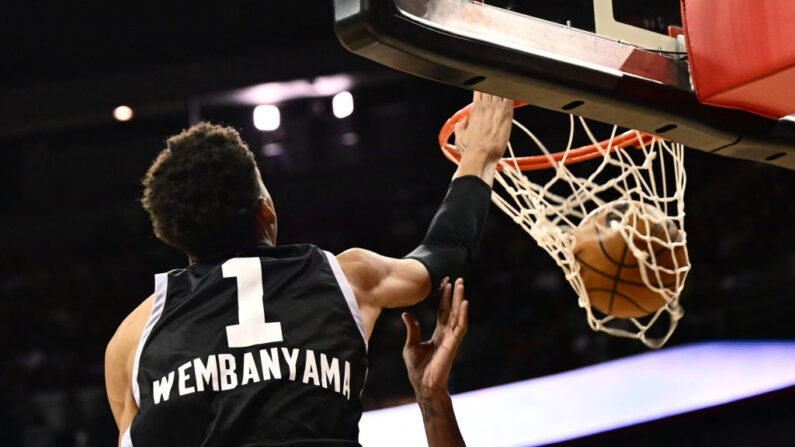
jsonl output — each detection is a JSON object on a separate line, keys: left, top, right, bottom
{"left": 334, "top": 0, "right": 795, "bottom": 169}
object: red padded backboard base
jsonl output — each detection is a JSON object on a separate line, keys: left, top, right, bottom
{"left": 682, "top": 0, "right": 795, "bottom": 119}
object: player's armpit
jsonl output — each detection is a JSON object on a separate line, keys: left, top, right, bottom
{"left": 337, "top": 248, "right": 431, "bottom": 337}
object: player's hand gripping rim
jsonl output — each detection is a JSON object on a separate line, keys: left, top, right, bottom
{"left": 453, "top": 92, "right": 514, "bottom": 164}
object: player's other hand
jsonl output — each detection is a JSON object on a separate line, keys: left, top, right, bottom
{"left": 453, "top": 92, "right": 514, "bottom": 163}
{"left": 402, "top": 278, "right": 468, "bottom": 399}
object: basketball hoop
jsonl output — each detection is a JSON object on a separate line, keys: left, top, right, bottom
{"left": 440, "top": 102, "right": 691, "bottom": 348}
{"left": 439, "top": 102, "right": 659, "bottom": 171}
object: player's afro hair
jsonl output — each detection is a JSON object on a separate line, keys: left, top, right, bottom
{"left": 142, "top": 122, "right": 262, "bottom": 260}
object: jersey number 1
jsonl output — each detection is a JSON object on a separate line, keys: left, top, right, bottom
{"left": 222, "top": 258, "right": 284, "bottom": 348}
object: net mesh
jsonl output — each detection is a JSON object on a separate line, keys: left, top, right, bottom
{"left": 478, "top": 115, "right": 689, "bottom": 348}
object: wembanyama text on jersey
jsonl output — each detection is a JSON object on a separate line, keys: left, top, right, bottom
{"left": 123, "top": 244, "right": 368, "bottom": 447}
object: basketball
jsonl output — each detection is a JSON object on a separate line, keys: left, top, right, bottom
{"left": 573, "top": 201, "right": 688, "bottom": 319}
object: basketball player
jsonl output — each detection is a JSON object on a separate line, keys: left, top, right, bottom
{"left": 105, "top": 92, "right": 513, "bottom": 446}
{"left": 402, "top": 278, "right": 469, "bottom": 447}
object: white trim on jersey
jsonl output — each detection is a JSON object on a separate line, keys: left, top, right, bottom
{"left": 121, "top": 427, "right": 133, "bottom": 447}
{"left": 324, "top": 251, "right": 368, "bottom": 351}
{"left": 131, "top": 272, "right": 168, "bottom": 407}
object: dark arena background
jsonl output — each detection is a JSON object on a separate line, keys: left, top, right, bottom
{"left": 2, "top": 2, "right": 794, "bottom": 446}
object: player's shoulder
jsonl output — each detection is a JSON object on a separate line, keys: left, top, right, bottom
{"left": 336, "top": 247, "right": 375, "bottom": 264}
{"left": 336, "top": 247, "right": 388, "bottom": 269}
{"left": 334, "top": 248, "right": 392, "bottom": 291}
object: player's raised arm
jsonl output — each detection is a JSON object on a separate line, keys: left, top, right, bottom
{"left": 337, "top": 92, "right": 513, "bottom": 337}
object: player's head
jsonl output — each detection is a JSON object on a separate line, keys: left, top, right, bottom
{"left": 142, "top": 122, "right": 277, "bottom": 261}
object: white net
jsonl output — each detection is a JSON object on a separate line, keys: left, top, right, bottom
{"left": 483, "top": 115, "right": 690, "bottom": 348}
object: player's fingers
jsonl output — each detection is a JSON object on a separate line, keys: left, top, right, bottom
{"left": 473, "top": 90, "right": 482, "bottom": 105}
{"left": 402, "top": 313, "right": 421, "bottom": 349}
{"left": 452, "top": 278, "right": 465, "bottom": 311}
{"left": 456, "top": 300, "right": 469, "bottom": 337}
{"left": 437, "top": 282, "right": 452, "bottom": 324}
{"left": 454, "top": 116, "right": 469, "bottom": 135}
{"left": 448, "top": 278, "right": 464, "bottom": 329}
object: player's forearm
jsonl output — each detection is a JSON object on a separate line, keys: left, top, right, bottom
{"left": 405, "top": 176, "right": 491, "bottom": 295}
{"left": 417, "top": 391, "right": 466, "bottom": 447}
{"left": 453, "top": 152, "right": 499, "bottom": 187}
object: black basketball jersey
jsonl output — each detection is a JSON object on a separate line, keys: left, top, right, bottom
{"left": 123, "top": 244, "right": 368, "bottom": 447}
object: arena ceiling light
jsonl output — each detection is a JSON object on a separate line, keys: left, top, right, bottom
{"left": 332, "top": 91, "right": 354, "bottom": 119}
{"left": 222, "top": 74, "right": 356, "bottom": 106}
{"left": 253, "top": 105, "right": 280, "bottom": 131}
{"left": 113, "top": 105, "right": 134, "bottom": 122}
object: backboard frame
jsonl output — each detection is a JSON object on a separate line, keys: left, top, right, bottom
{"left": 334, "top": 0, "right": 795, "bottom": 169}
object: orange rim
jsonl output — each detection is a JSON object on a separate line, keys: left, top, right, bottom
{"left": 439, "top": 101, "right": 660, "bottom": 171}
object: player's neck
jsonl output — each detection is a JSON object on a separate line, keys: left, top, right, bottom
{"left": 187, "top": 237, "right": 275, "bottom": 265}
